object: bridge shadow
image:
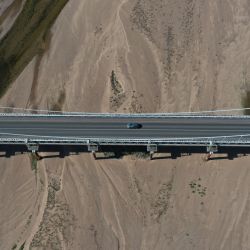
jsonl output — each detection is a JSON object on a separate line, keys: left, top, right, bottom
{"left": 151, "top": 156, "right": 172, "bottom": 160}
{"left": 95, "top": 152, "right": 122, "bottom": 160}
{"left": 0, "top": 145, "right": 249, "bottom": 161}
{"left": 41, "top": 154, "right": 61, "bottom": 159}
{"left": 95, "top": 156, "right": 119, "bottom": 160}
{"left": 209, "top": 154, "right": 248, "bottom": 161}
{"left": 40, "top": 152, "right": 82, "bottom": 159}
{"left": 209, "top": 156, "right": 229, "bottom": 161}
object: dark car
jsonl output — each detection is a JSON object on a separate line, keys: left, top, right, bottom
{"left": 126, "top": 123, "right": 142, "bottom": 129}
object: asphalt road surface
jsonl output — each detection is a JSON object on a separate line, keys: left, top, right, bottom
{"left": 0, "top": 116, "right": 249, "bottom": 139}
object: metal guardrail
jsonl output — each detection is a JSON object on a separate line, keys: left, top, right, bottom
{"left": 0, "top": 112, "right": 250, "bottom": 119}
{"left": 0, "top": 106, "right": 250, "bottom": 115}
{"left": 0, "top": 135, "right": 250, "bottom": 146}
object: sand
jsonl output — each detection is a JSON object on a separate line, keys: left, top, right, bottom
{"left": 1, "top": 0, "right": 250, "bottom": 249}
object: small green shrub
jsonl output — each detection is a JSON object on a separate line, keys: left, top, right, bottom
{"left": 19, "top": 242, "right": 25, "bottom": 250}
{"left": 11, "top": 244, "right": 17, "bottom": 250}
{"left": 30, "top": 153, "right": 37, "bottom": 172}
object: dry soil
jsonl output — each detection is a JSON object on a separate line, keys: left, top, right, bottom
{"left": 1, "top": 0, "right": 250, "bottom": 249}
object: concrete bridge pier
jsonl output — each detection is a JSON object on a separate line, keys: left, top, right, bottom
{"left": 88, "top": 144, "right": 99, "bottom": 160}
{"left": 228, "top": 152, "right": 237, "bottom": 160}
{"left": 171, "top": 151, "right": 181, "bottom": 159}
{"left": 5, "top": 147, "right": 14, "bottom": 158}
{"left": 59, "top": 147, "right": 70, "bottom": 158}
{"left": 205, "top": 141, "right": 218, "bottom": 161}
{"left": 147, "top": 144, "right": 158, "bottom": 160}
{"left": 27, "top": 143, "right": 42, "bottom": 160}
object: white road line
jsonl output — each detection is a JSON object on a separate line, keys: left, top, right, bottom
{"left": 0, "top": 128, "right": 249, "bottom": 132}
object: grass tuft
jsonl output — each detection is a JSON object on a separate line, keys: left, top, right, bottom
{"left": 11, "top": 244, "right": 17, "bottom": 250}
{"left": 30, "top": 153, "right": 37, "bottom": 172}
{"left": 19, "top": 242, "right": 25, "bottom": 250}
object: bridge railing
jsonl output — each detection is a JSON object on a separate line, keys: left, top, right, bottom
{"left": 0, "top": 134, "right": 250, "bottom": 145}
{"left": 0, "top": 112, "right": 250, "bottom": 119}
{"left": 0, "top": 107, "right": 249, "bottom": 118}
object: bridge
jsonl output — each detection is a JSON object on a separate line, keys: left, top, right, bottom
{"left": 0, "top": 111, "right": 250, "bottom": 160}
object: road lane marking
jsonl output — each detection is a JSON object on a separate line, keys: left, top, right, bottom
{"left": 0, "top": 128, "right": 250, "bottom": 134}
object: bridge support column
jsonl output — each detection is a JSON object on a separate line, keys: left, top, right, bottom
{"left": 88, "top": 144, "right": 99, "bottom": 160}
{"left": 59, "top": 146, "right": 70, "bottom": 159}
{"left": 147, "top": 144, "right": 158, "bottom": 160}
{"left": 205, "top": 141, "right": 218, "bottom": 161}
{"left": 27, "top": 144, "right": 39, "bottom": 153}
{"left": 27, "top": 144, "right": 42, "bottom": 160}
{"left": 5, "top": 147, "right": 13, "bottom": 158}
{"left": 228, "top": 152, "right": 237, "bottom": 160}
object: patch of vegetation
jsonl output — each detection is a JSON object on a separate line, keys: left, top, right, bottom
{"left": 47, "top": 176, "right": 61, "bottom": 209}
{"left": 27, "top": 214, "right": 32, "bottom": 225}
{"left": 11, "top": 244, "right": 17, "bottom": 250}
{"left": 130, "top": 0, "right": 154, "bottom": 41}
{"left": 98, "top": 151, "right": 150, "bottom": 160}
{"left": 51, "top": 89, "right": 66, "bottom": 111}
{"left": 47, "top": 187, "right": 56, "bottom": 209}
{"left": 30, "top": 153, "right": 38, "bottom": 172}
{"left": 129, "top": 151, "right": 150, "bottom": 159}
{"left": 189, "top": 178, "right": 207, "bottom": 197}
{"left": 151, "top": 182, "right": 173, "bottom": 222}
{"left": 19, "top": 242, "right": 25, "bottom": 250}
{"left": 110, "top": 70, "right": 125, "bottom": 111}
{"left": 103, "top": 152, "right": 116, "bottom": 158}
{"left": 117, "top": 151, "right": 150, "bottom": 159}
{"left": 133, "top": 177, "right": 142, "bottom": 194}
{"left": 242, "top": 91, "right": 250, "bottom": 115}
{"left": 164, "top": 26, "right": 175, "bottom": 81}
{"left": 110, "top": 70, "right": 123, "bottom": 95}
{"left": 181, "top": 0, "right": 195, "bottom": 51}
{"left": 49, "top": 176, "right": 61, "bottom": 192}
{"left": 129, "top": 91, "right": 144, "bottom": 113}
{"left": 31, "top": 174, "right": 75, "bottom": 249}
{"left": 0, "top": 0, "right": 69, "bottom": 97}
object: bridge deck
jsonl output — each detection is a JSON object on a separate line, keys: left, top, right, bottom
{"left": 0, "top": 116, "right": 249, "bottom": 140}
